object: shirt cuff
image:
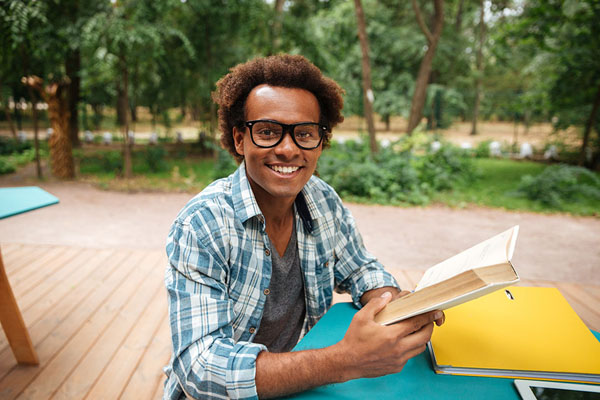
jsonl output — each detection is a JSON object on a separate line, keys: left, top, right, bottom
{"left": 225, "top": 341, "right": 268, "bottom": 399}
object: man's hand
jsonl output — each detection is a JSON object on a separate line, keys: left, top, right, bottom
{"left": 336, "top": 291, "right": 445, "bottom": 380}
{"left": 255, "top": 291, "right": 445, "bottom": 398}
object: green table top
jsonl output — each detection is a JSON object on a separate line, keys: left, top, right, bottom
{"left": 0, "top": 186, "right": 59, "bottom": 219}
{"left": 287, "top": 302, "right": 600, "bottom": 400}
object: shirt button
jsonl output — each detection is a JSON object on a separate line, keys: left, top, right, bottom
{"left": 325, "top": 261, "right": 329, "bottom": 267}
{"left": 265, "top": 249, "right": 270, "bottom": 256}
{"left": 249, "top": 327, "right": 256, "bottom": 334}
{"left": 264, "top": 288, "right": 271, "bottom": 295}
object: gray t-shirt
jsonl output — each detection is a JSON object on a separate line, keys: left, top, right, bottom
{"left": 253, "top": 221, "right": 306, "bottom": 353}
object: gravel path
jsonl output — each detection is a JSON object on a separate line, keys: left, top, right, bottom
{"left": 1, "top": 180, "right": 599, "bottom": 286}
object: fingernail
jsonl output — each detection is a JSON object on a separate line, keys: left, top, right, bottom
{"left": 381, "top": 291, "right": 392, "bottom": 299}
{"left": 434, "top": 311, "right": 443, "bottom": 320}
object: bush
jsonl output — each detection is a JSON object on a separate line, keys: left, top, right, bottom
{"left": 79, "top": 150, "right": 123, "bottom": 174}
{"left": 144, "top": 146, "right": 168, "bottom": 172}
{"left": 512, "top": 164, "right": 600, "bottom": 208}
{"left": 318, "top": 137, "right": 476, "bottom": 205}
{"left": 212, "top": 147, "right": 238, "bottom": 180}
{"left": 0, "top": 157, "right": 15, "bottom": 174}
{"left": 0, "top": 136, "right": 32, "bottom": 156}
{"left": 0, "top": 148, "right": 40, "bottom": 175}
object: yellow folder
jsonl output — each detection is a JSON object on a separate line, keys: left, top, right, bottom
{"left": 429, "top": 286, "right": 600, "bottom": 383}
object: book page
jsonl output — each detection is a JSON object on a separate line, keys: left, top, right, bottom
{"left": 414, "top": 226, "right": 519, "bottom": 291}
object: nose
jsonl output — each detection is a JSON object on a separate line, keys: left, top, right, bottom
{"left": 273, "top": 130, "right": 300, "bottom": 158}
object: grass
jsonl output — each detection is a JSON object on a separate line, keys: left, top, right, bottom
{"left": 77, "top": 149, "right": 216, "bottom": 192}
{"left": 432, "top": 158, "right": 600, "bottom": 216}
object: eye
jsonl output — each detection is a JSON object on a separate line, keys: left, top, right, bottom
{"left": 256, "top": 128, "right": 276, "bottom": 137}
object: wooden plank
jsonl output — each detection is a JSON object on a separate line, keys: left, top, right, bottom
{"left": 580, "top": 284, "right": 600, "bottom": 303}
{"left": 82, "top": 289, "right": 167, "bottom": 399}
{"left": 0, "top": 244, "right": 23, "bottom": 264}
{"left": 403, "top": 269, "right": 424, "bottom": 288}
{"left": 14, "top": 248, "right": 100, "bottom": 312}
{"left": 0, "top": 249, "right": 38, "bottom": 365}
{"left": 555, "top": 282, "right": 600, "bottom": 332}
{"left": 2, "top": 245, "right": 53, "bottom": 276}
{"left": 0, "top": 249, "right": 115, "bottom": 354}
{"left": 11, "top": 247, "right": 81, "bottom": 299}
{"left": 152, "top": 374, "right": 167, "bottom": 400}
{"left": 394, "top": 270, "right": 415, "bottom": 291}
{"left": 0, "top": 249, "right": 129, "bottom": 377}
{"left": 0, "top": 250, "right": 152, "bottom": 399}
{"left": 119, "top": 316, "right": 171, "bottom": 400}
{"left": 15, "top": 252, "right": 165, "bottom": 399}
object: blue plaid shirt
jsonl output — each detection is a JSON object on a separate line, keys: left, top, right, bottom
{"left": 164, "top": 164, "right": 400, "bottom": 399}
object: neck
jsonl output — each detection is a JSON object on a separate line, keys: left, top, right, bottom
{"left": 247, "top": 177, "right": 296, "bottom": 227}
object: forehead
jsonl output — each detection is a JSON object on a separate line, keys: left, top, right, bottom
{"left": 245, "top": 84, "right": 320, "bottom": 123}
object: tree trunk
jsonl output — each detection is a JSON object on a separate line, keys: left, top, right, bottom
{"left": 470, "top": 0, "right": 485, "bottom": 136}
{"left": 384, "top": 114, "right": 391, "bottom": 131}
{"left": 579, "top": 82, "right": 600, "bottom": 166}
{"left": 354, "top": 0, "right": 377, "bottom": 154}
{"left": 272, "top": 0, "right": 285, "bottom": 53}
{"left": 454, "top": 0, "right": 464, "bottom": 32}
{"left": 25, "top": 86, "right": 42, "bottom": 179}
{"left": 13, "top": 87, "right": 22, "bottom": 131}
{"left": 118, "top": 54, "right": 132, "bottom": 179}
{"left": 407, "top": 0, "right": 444, "bottom": 135}
{"left": 23, "top": 76, "right": 74, "bottom": 179}
{"left": 0, "top": 80, "right": 17, "bottom": 138}
{"left": 66, "top": 48, "right": 81, "bottom": 147}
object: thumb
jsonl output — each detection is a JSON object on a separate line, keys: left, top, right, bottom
{"left": 361, "top": 291, "right": 393, "bottom": 318}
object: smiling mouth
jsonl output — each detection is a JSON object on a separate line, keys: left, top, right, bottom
{"left": 268, "top": 165, "right": 300, "bottom": 174}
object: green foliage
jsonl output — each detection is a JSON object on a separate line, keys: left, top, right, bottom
{"left": 78, "top": 150, "right": 123, "bottom": 175}
{"left": 0, "top": 136, "right": 32, "bottom": 155}
{"left": 318, "top": 137, "right": 476, "bottom": 205}
{"left": 212, "top": 147, "right": 238, "bottom": 180}
{"left": 144, "top": 146, "right": 168, "bottom": 173}
{"left": 513, "top": 164, "right": 600, "bottom": 209}
{"left": 0, "top": 147, "right": 40, "bottom": 175}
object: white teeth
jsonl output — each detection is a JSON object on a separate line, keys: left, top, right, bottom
{"left": 270, "top": 165, "right": 299, "bottom": 174}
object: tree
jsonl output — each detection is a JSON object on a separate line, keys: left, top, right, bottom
{"left": 0, "top": 0, "right": 49, "bottom": 177}
{"left": 470, "top": 0, "right": 485, "bottom": 135}
{"left": 500, "top": 0, "right": 600, "bottom": 168}
{"left": 354, "top": 0, "right": 377, "bottom": 154}
{"left": 83, "top": 0, "right": 193, "bottom": 178}
{"left": 23, "top": 76, "right": 75, "bottom": 179}
{"left": 406, "top": 0, "right": 445, "bottom": 134}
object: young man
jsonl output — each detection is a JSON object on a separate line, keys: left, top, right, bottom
{"left": 164, "top": 54, "right": 444, "bottom": 399}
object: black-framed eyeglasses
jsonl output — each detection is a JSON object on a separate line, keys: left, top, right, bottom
{"left": 245, "top": 119, "right": 327, "bottom": 150}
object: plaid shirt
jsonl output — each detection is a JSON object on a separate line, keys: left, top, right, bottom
{"left": 163, "top": 164, "right": 400, "bottom": 400}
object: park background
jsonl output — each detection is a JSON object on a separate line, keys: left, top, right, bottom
{"left": 0, "top": 0, "right": 599, "bottom": 399}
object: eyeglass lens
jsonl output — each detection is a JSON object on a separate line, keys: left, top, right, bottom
{"left": 251, "top": 121, "right": 321, "bottom": 149}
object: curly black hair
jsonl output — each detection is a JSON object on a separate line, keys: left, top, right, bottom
{"left": 212, "top": 54, "right": 345, "bottom": 162}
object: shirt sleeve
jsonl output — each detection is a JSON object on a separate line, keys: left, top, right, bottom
{"left": 165, "top": 215, "right": 267, "bottom": 400}
{"left": 330, "top": 195, "right": 401, "bottom": 308}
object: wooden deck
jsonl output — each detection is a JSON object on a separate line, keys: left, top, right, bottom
{"left": 0, "top": 243, "right": 599, "bottom": 399}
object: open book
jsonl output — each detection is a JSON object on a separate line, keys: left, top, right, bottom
{"left": 374, "top": 226, "right": 520, "bottom": 325}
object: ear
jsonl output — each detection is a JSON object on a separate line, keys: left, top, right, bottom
{"left": 232, "top": 126, "right": 245, "bottom": 157}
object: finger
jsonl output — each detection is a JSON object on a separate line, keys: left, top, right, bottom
{"left": 393, "top": 310, "right": 442, "bottom": 336}
{"left": 435, "top": 311, "right": 446, "bottom": 326}
{"left": 399, "top": 343, "right": 429, "bottom": 364}
{"left": 396, "top": 321, "right": 434, "bottom": 352}
{"left": 359, "top": 291, "right": 394, "bottom": 319}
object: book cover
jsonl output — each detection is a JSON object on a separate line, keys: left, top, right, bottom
{"left": 429, "top": 286, "right": 600, "bottom": 384}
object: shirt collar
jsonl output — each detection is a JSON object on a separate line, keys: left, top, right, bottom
{"left": 231, "top": 162, "right": 323, "bottom": 234}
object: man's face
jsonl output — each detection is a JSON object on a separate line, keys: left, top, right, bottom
{"left": 233, "top": 84, "right": 323, "bottom": 205}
